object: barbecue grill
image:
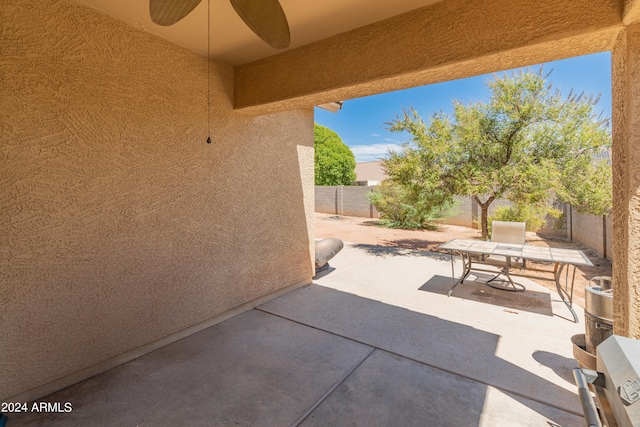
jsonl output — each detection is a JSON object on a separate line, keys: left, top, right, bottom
{"left": 574, "top": 335, "right": 640, "bottom": 427}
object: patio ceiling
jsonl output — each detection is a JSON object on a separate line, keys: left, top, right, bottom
{"left": 71, "top": 0, "right": 444, "bottom": 65}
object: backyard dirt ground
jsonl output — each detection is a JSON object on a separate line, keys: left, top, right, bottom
{"left": 314, "top": 212, "right": 613, "bottom": 307}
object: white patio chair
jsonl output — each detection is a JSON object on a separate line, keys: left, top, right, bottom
{"left": 490, "top": 220, "right": 526, "bottom": 261}
{"left": 483, "top": 220, "right": 527, "bottom": 290}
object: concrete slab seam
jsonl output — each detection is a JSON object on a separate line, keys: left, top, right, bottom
{"left": 289, "top": 347, "right": 377, "bottom": 427}
{"left": 255, "top": 308, "right": 583, "bottom": 418}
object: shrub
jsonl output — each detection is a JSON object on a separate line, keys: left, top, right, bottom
{"left": 488, "top": 203, "right": 562, "bottom": 236}
{"left": 368, "top": 181, "right": 458, "bottom": 229}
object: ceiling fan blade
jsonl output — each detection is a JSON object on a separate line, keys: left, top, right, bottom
{"left": 150, "top": 0, "right": 203, "bottom": 26}
{"left": 230, "top": 0, "right": 290, "bottom": 50}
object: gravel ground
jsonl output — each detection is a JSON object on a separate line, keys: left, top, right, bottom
{"left": 314, "top": 212, "right": 613, "bottom": 307}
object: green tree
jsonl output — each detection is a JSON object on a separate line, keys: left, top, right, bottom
{"left": 384, "top": 69, "right": 611, "bottom": 239}
{"left": 314, "top": 123, "right": 357, "bottom": 185}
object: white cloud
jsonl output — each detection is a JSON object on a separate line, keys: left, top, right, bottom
{"left": 350, "top": 143, "right": 402, "bottom": 163}
{"left": 370, "top": 133, "right": 381, "bottom": 137}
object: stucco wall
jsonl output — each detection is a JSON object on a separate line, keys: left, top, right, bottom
{"left": 1, "top": 0, "right": 314, "bottom": 400}
{"left": 235, "top": 0, "right": 621, "bottom": 113}
{"left": 612, "top": 22, "right": 640, "bottom": 338}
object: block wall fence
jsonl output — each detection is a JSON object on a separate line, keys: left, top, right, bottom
{"left": 315, "top": 186, "right": 612, "bottom": 260}
{"left": 315, "top": 185, "right": 380, "bottom": 218}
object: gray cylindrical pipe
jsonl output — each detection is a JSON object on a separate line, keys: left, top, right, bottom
{"left": 315, "top": 238, "right": 344, "bottom": 268}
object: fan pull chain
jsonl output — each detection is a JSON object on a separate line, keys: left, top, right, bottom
{"left": 206, "top": 0, "right": 211, "bottom": 144}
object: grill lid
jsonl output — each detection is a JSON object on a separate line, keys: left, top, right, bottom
{"left": 596, "top": 335, "right": 640, "bottom": 427}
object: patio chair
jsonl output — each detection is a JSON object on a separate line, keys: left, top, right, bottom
{"left": 475, "top": 220, "right": 527, "bottom": 291}
{"left": 488, "top": 220, "right": 527, "bottom": 266}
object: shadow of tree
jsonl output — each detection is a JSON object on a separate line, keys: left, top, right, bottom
{"left": 351, "top": 241, "right": 452, "bottom": 261}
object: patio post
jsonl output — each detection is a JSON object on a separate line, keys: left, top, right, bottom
{"left": 611, "top": 22, "right": 640, "bottom": 339}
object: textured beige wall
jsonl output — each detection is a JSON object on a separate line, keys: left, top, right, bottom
{"left": 612, "top": 23, "right": 640, "bottom": 339}
{"left": 234, "top": 0, "right": 622, "bottom": 113}
{"left": 1, "top": 0, "right": 314, "bottom": 400}
{"left": 624, "top": 0, "right": 640, "bottom": 24}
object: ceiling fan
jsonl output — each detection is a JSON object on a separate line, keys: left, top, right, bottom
{"left": 149, "top": 0, "right": 290, "bottom": 50}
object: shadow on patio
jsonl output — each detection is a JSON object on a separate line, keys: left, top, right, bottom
{"left": 9, "top": 245, "right": 585, "bottom": 426}
{"left": 419, "top": 274, "right": 553, "bottom": 316}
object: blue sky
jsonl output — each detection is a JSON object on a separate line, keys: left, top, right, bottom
{"left": 314, "top": 52, "right": 612, "bottom": 163}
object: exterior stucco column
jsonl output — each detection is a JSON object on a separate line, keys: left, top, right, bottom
{"left": 611, "top": 23, "right": 640, "bottom": 338}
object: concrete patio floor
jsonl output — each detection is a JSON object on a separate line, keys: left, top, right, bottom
{"left": 9, "top": 243, "right": 586, "bottom": 426}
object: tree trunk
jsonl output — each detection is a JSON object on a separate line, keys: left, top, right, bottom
{"left": 480, "top": 204, "right": 489, "bottom": 239}
{"left": 474, "top": 195, "right": 495, "bottom": 240}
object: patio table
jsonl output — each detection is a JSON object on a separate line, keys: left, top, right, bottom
{"left": 439, "top": 239, "right": 593, "bottom": 323}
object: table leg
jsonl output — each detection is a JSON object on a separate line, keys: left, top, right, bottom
{"left": 486, "top": 257, "right": 525, "bottom": 291}
{"left": 554, "top": 262, "right": 579, "bottom": 323}
{"left": 447, "top": 250, "right": 470, "bottom": 296}
{"left": 460, "top": 251, "right": 472, "bottom": 283}
{"left": 447, "top": 250, "right": 456, "bottom": 296}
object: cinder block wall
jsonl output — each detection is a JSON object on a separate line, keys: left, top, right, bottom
{"left": 570, "top": 210, "right": 613, "bottom": 259}
{"left": 314, "top": 186, "right": 379, "bottom": 218}
{"left": 445, "top": 197, "right": 474, "bottom": 226}
{"left": 343, "top": 186, "right": 379, "bottom": 217}
{"left": 315, "top": 186, "right": 612, "bottom": 259}
{"left": 1, "top": 0, "right": 314, "bottom": 401}
{"left": 413, "top": 196, "right": 514, "bottom": 228}
{"left": 315, "top": 186, "right": 341, "bottom": 215}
